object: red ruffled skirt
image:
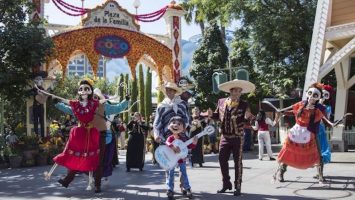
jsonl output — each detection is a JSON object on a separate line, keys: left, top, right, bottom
{"left": 54, "top": 126, "right": 100, "bottom": 172}
{"left": 277, "top": 133, "right": 320, "bottom": 169}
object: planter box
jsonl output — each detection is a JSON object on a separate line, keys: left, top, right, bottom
{"left": 9, "top": 155, "right": 23, "bottom": 168}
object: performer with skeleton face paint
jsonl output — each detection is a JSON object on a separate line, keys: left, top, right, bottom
{"left": 313, "top": 84, "right": 333, "bottom": 181}
{"left": 53, "top": 86, "right": 129, "bottom": 193}
{"left": 38, "top": 79, "right": 101, "bottom": 190}
{"left": 274, "top": 83, "right": 328, "bottom": 184}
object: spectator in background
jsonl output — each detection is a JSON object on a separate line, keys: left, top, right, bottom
{"left": 252, "top": 110, "right": 280, "bottom": 161}
{"left": 243, "top": 114, "right": 255, "bottom": 152}
{"left": 117, "top": 118, "right": 126, "bottom": 150}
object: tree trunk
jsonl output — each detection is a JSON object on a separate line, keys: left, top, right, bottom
{"left": 220, "top": 25, "right": 226, "bottom": 44}
{"left": 199, "top": 22, "right": 205, "bottom": 36}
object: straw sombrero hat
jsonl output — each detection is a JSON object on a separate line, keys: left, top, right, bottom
{"left": 218, "top": 79, "right": 255, "bottom": 94}
{"left": 94, "top": 88, "right": 105, "bottom": 100}
{"left": 156, "top": 82, "right": 183, "bottom": 96}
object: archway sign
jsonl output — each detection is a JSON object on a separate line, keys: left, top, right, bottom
{"left": 47, "top": 0, "right": 183, "bottom": 82}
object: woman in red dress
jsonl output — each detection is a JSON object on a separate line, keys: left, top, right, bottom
{"left": 274, "top": 83, "right": 331, "bottom": 184}
{"left": 39, "top": 79, "right": 100, "bottom": 189}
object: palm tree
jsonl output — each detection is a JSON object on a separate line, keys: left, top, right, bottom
{"left": 181, "top": 0, "right": 205, "bottom": 35}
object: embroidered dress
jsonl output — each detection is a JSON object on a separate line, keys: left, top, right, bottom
{"left": 54, "top": 100, "right": 100, "bottom": 172}
{"left": 278, "top": 101, "right": 325, "bottom": 169}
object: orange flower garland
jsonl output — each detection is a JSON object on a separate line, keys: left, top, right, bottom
{"left": 49, "top": 27, "right": 173, "bottom": 80}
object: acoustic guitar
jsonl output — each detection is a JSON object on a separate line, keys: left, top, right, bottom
{"left": 155, "top": 125, "right": 215, "bottom": 170}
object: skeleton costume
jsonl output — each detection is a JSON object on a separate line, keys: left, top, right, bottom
{"left": 54, "top": 80, "right": 100, "bottom": 184}
{"left": 318, "top": 85, "right": 332, "bottom": 164}
{"left": 277, "top": 83, "right": 326, "bottom": 182}
{"left": 55, "top": 88, "right": 129, "bottom": 192}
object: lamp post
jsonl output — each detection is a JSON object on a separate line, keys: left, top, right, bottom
{"left": 133, "top": 0, "right": 141, "bottom": 15}
{"left": 295, "top": 78, "right": 303, "bottom": 99}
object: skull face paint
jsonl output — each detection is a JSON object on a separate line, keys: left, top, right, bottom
{"left": 322, "top": 90, "right": 330, "bottom": 100}
{"left": 306, "top": 87, "right": 322, "bottom": 104}
{"left": 78, "top": 84, "right": 92, "bottom": 100}
{"left": 34, "top": 76, "right": 44, "bottom": 86}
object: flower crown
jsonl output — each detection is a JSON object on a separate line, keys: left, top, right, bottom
{"left": 78, "top": 78, "right": 94, "bottom": 87}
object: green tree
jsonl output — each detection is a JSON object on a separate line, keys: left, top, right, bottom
{"left": 181, "top": 0, "right": 205, "bottom": 34}
{"left": 123, "top": 74, "right": 129, "bottom": 123}
{"left": 94, "top": 78, "right": 115, "bottom": 95}
{"left": 130, "top": 76, "right": 138, "bottom": 113}
{"left": 190, "top": 21, "right": 229, "bottom": 110}
{"left": 117, "top": 74, "right": 124, "bottom": 120}
{"left": 0, "top": 0, "right": 53, "bottom": 102}
{"left": 0, "top": 0, "right": 53, "bottom": 130}
{"left": 144, "top": 68, "right": 152, "bottom": 122}
{"left": 138, "top": 64, "right": 145, "bottom": 117}
{"left": 229, "top": 0, "right": 317, "bottom": 98}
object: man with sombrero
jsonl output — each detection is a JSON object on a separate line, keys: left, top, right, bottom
{"left": 153, "top": 81, "right": 190, "bottom": 199}
{"left": 153, "top": 81, "right": 190, "bottom": 143}
{"left": 209, "top": 79, "right": 255, "bottom": 196}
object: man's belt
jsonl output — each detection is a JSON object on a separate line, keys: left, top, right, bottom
{"left": 222, "top": 134, "right": 243, "bottom": 139}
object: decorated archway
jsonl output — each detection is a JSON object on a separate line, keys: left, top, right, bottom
{"left": 27, "top": 0, "right": 185, "bottom": 136}
{"left": 49, "top": 27, "right": 173, "bottom": 80}
{"left": 45, "top": 0, "right": 184, "bottom": 82}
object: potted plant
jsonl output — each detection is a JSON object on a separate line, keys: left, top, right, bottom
{"left": 4, "top": 145, "right": 23, "bottom": 168}
{"left": 35, "top": 149, "right": 49, "bottom": 166}
{"left": 21, "top": 134, "right": 40, "bottom": 167}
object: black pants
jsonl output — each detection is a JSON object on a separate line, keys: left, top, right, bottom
{"left": 219, "top": 136, "right": 243, "bottom": 190}
{"left": 33, "top": 105, "right": 44, "bottom": 138}
{"left": 94, "top": 131, "right": 106, "bottom": 189}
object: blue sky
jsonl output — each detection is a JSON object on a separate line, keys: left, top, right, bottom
{"left": 45, "top": 0, "right": 202, "bottom": 85}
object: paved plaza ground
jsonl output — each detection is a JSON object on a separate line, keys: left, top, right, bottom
{"left": 0, "top": 146, "right": 354, "bottom": 200}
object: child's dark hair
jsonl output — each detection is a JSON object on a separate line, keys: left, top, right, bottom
{"left": 168, "top": 116, "right": 186, "bottom": 128}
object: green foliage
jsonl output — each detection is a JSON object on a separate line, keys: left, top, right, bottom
{"left": 229, "top": 0, "right": 317, "bottom": 99}
{"left": 144, "top": 68, "right": 152, "bottom": 121}
{"left": 21, "top": 134, "right": 39, "bottom": 150}
{"left": 138, "top": 64, "right": 145, "bottom": 117}
{"left": 123, "top": 74, "right": 129, "bottom": 123}
{"left": 94, "top": 78, "right": 116, "bottom": 95}
{"left": 0, "top": 0, "right": 53, "bottom": 130}
{"left": 4, "top": 145, "right": 22, "bottom": 157}
{"left": 130, "top": 77, "right": 138, "bottom": 113}
{"left": 0, "top": 0, "right": 53, "bottom": 102}
{"left": 190, "top": 21, "right": 229, "bottom": 110}
{"left": 117, "top": 74, "right": 125, "bottom": 120}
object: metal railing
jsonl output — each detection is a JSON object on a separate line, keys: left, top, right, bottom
{"left": 326, "top": 128, "right": 355, "bottom": 146}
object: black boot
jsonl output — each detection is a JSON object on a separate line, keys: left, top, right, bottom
{"left": 234, "top": 189, "right": 241, "bottom": 196}
{"left": 279, "top": 164, "right": 287, "bottom": 182}
{"left": 58, "top": 179, "right": 68, "bottom": 188}
{"left": 217, "top": 183, "right": 232, "bottom": 193}
{"left": 95, "top": 186, "right": 101, "bottom": 193}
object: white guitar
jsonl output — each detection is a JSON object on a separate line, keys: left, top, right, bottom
{"left": 155, "top": 125, "right": 215, "bottom": 170}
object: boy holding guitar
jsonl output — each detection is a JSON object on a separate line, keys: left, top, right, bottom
{"left": 165, "top": 116, "right": 198, "bottom": 200}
